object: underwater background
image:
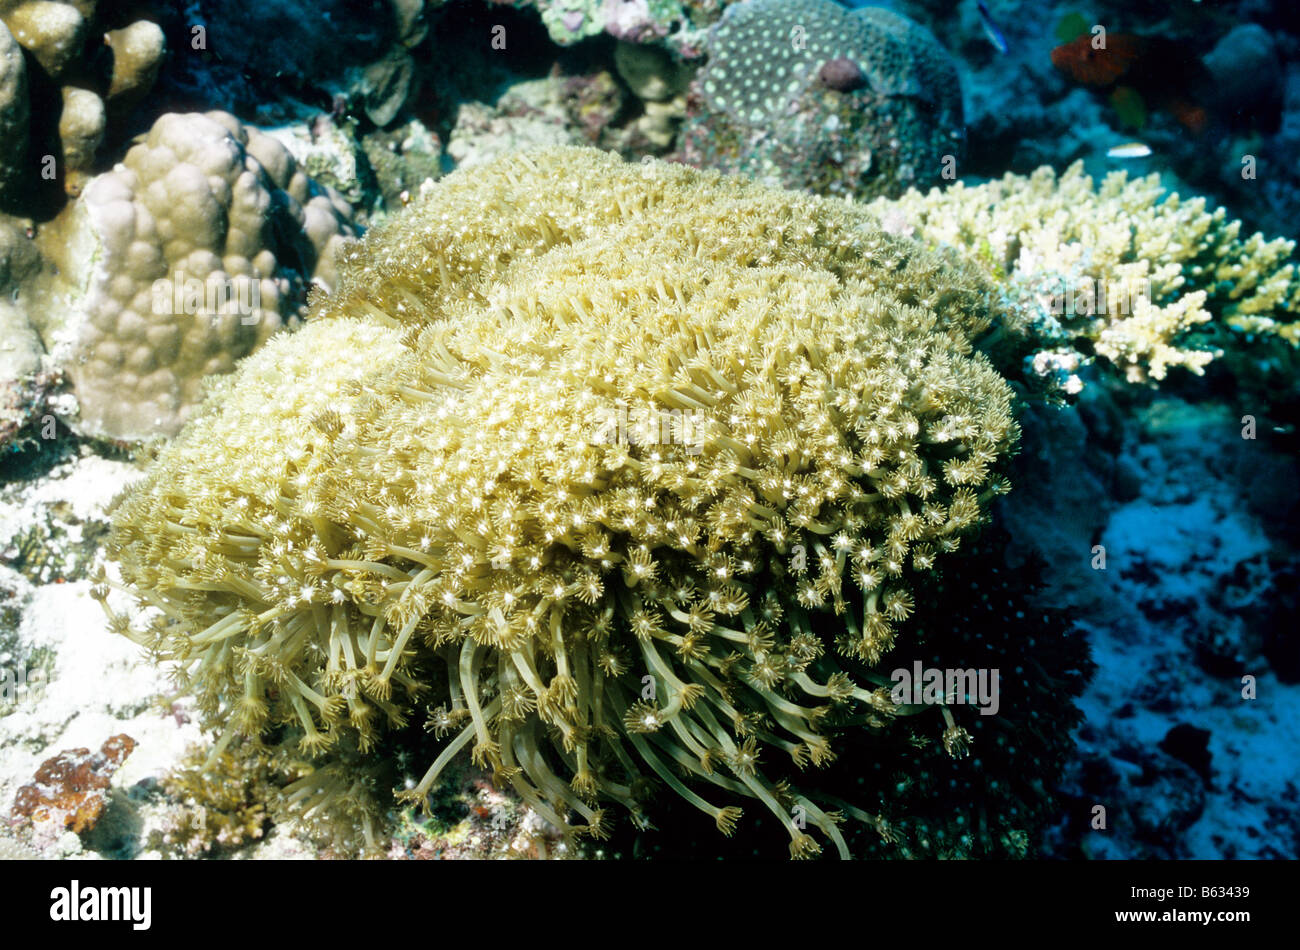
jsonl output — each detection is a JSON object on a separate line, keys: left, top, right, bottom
{"left": 0, "top": 0, "right": 1297, "bottom": 860}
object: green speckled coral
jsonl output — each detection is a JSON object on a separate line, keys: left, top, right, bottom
{"left": 679, "top": 0, "right": 963, "bottom": 200}
{"left": 103, "top": 147, "right": 1039, "bottom": 859}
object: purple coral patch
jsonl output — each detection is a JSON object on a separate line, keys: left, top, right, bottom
{"left": 562, "top": 9, "right": 586, "bottom": 33}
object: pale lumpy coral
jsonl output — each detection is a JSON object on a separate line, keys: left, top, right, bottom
{"left": 871, "top": 162, "right": 1300, "bottom": 387}
{"left": 29, "top": 111, "right": 357, "bottom": 441}
{"left": 0, "top": 214, "right": 45, "bottom": 444}
{"left": 0, "top": 17, "right": 28, "bottom": 198}
{"left": 0, "top": 0, "right": 165, "bottom": 199}
{"left": 104, "top": 146, "right": 1025, "bottom": 858}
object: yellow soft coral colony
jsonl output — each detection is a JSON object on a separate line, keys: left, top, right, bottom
{"left": 871, "top": 161, "right": 1300, "bottom": 386}
{"left": 102, "top": 147, "right": 1018, "bottom": 858}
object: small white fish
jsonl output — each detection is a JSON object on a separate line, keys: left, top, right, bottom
{"left": 1107, "top": 142, "right": 1153, "bottom": 159}
{"left": 977, "top": 1, "right": 1009, "bottom": 55}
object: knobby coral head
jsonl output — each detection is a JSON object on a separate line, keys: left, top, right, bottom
{"left": 102, "top": 146, "right": 1021, "bottom": 858}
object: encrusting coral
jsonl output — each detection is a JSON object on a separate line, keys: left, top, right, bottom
{"left": 102, "top": 146, "right": 1040, "bottom": 859}
{"left": 870, "top": 162, "right": 1300, "bottom": 388}
{"left": 150, "top": 746, "right": 284, "bottom": 856}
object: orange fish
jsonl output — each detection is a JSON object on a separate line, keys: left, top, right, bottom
{"left": 1051, "top": 33, "right": 1213, "bottom": 134}
{"left": 1166, "top": 99, "right": 1209, "bottom": 135}
{"left": 1051, "top": 33, "right": 1145, "bottom": 87}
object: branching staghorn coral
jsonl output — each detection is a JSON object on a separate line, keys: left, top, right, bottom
{"left": 870, "top": 161, "right": 1300, "bottom": 386}
{"left": 103, "top": 147, "right": 1024, "bottom": 859}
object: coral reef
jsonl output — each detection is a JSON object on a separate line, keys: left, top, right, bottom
{"left": 446, "top": 78, "right": 590, "bottom": 168}
{"left": 158, "top": 0, "right": 702, "bottom": 140}
{"left": 613, "top": 40, "right": 692, "bottom": 149}
{"left": 0, "top": 0, "right": 165, "bottom": 204}
{"left": 2, "top": 504, "right": 106, "bottom": 585}
{"left": 0, "top": 214, "right": 46, "bottom": 446}
{"left": 0, "top": 0, "right": 1288, "bottom": 869}
{"left": 101, "top": 146, "right": 1046, "bottom": 858}
{"left": 461, "top": 0, "right": 724, "bottom": 50}
{"left": 614, "top": 39, "right": 691, "bottom": 102}
{"left": 1203, "top": 23, "right": 1284, "bottom": 127}
{"left": 1021, "top": 394, "right": 1300, "bottom": 860}
{"left": 870, "top": 161, "right": 1300, "bottom": 388}
{"left": 618, "top": 526, "right": 1092, "bottom": 858}
{"left": 923, "top": 0, "right": 1300, "bottom": 249}
{"left": 148, "top": 746, "right": 283, "bottom": 856}
{"left": 676, "top": 0, "right": 965, "bottom": 200}
{"left": 388, "top": 758, "right": 577, "bottom": 858}
{"left": 0, "top": 17, "right": 27, "bottom": 199}
{"left": 164, "top": 0, "right": 395, "bottom": 125}
{"left": 0, "top": 447, "right": 232, "bottom": 861}
{"left": 265, "top": 116, "right": 374, "bottom": 213}
{"left": 359, "top": 118, "right": 445, "bottom": 212}
{"left": 22, "top": 110, "right": 357, "bottom": 442}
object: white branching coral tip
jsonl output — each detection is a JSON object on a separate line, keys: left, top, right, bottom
{"left": 869, "top": 161, "right": 1300, "bottom": 388}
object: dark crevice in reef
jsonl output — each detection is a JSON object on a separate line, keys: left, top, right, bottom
{"left": 599, "top": 527, "right": 1092, "bottom": 860}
